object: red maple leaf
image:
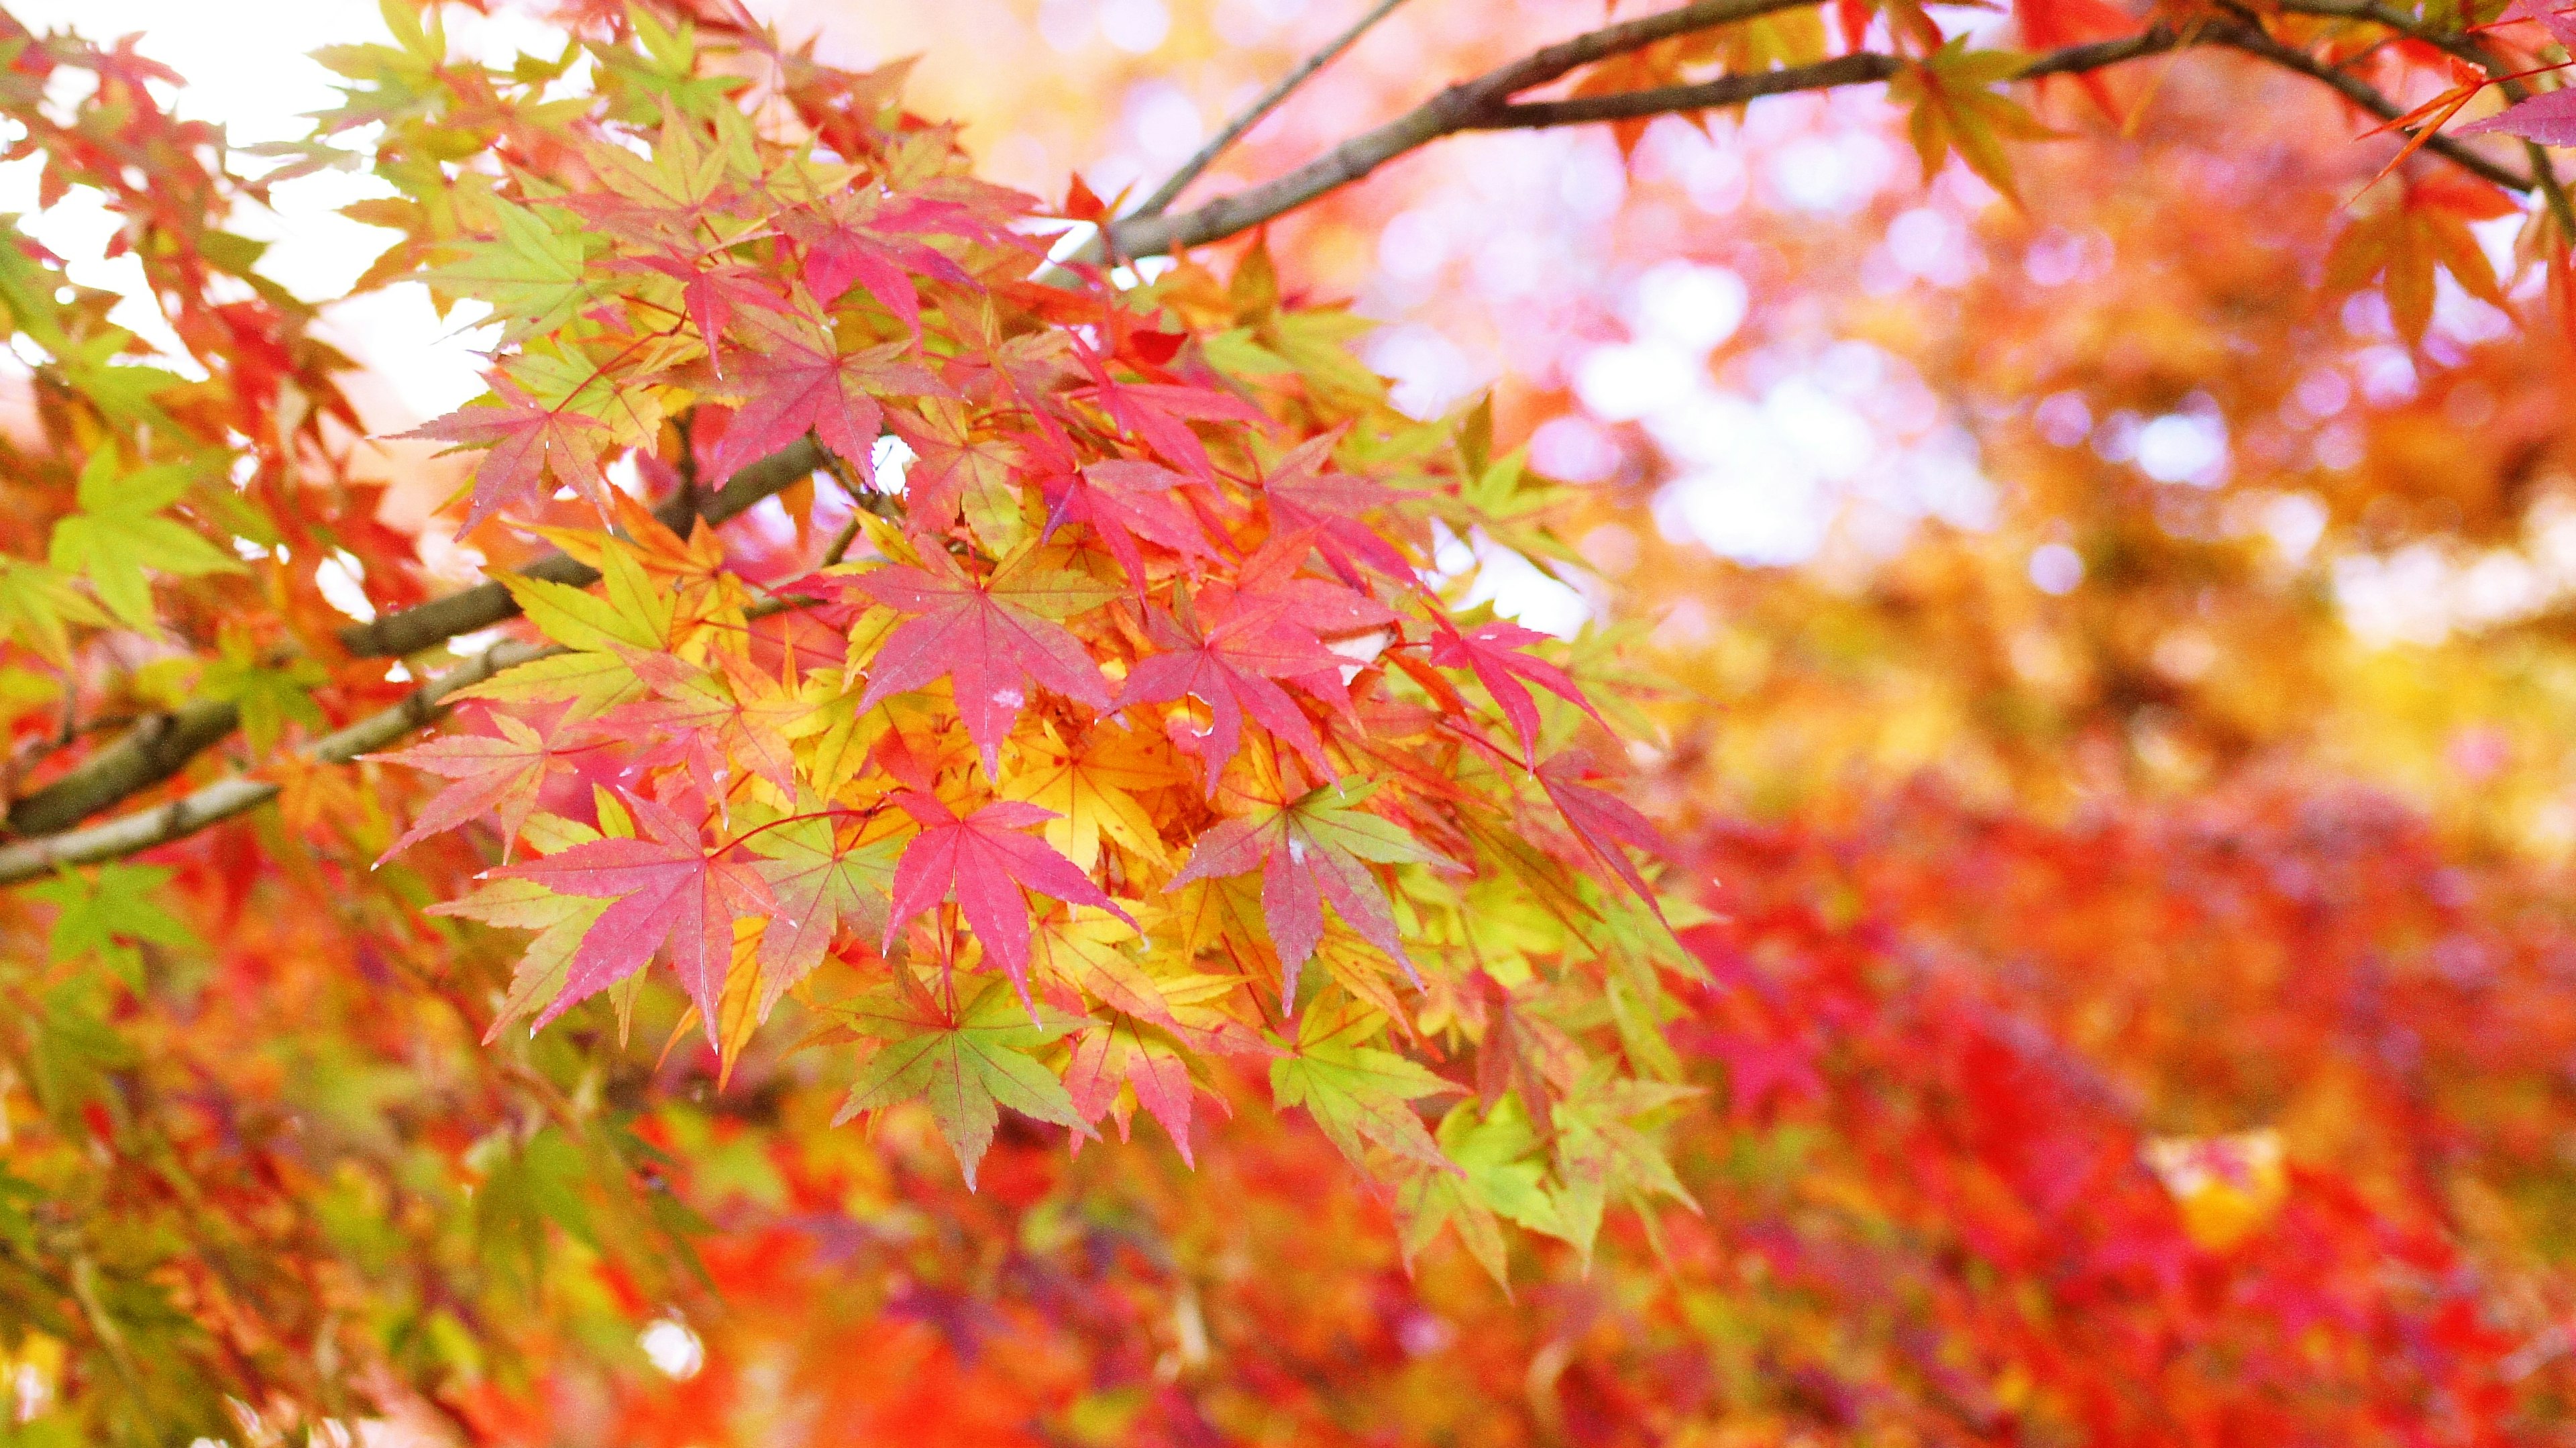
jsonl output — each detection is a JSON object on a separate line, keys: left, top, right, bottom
{"left": 1170, "top": 781, "right": 1441, "bottom": 1002}
{"left": 399, "top": 375, "right": 611, "bottom": 535}
{"left": 367, "top": 705, "right": 588, "bottom": 865}
{"left": 610, "top": 248, "right": 794, "bottom": 365}
{"left": 491, "top": 790, "right": 773, "bottom": 1040}
{"left": 881, "top": 792, "right": 1135, "bottom": 1004}
{"left": 1259, "top": 433, "right": 1419, "bottom": 586}
{"left": 712, "top": 309, "right": 945, "bottom": 480}
{"left": 1536, "top": 751, "right": 1669, "bottom": 921}
{"left": 1072, "top": 342, "right": 1266, "bottom": 478}
{"left": 1118, "top": 590, "right": 1345, "bottom": 794}
{"left": 1038, "top": 453, "right": 1221, "bottom": 583}
{"left": 885, "top": 403, "right": 1022, "bottom": 536}
{"left": 1429, "top": 617, "right": 1610, "bottom": 764}
{"left": 847, "top": 553, "right": 1114, "bottom": 776}
{"left": 784, "top": 190, "right": 995, "bottom": 334}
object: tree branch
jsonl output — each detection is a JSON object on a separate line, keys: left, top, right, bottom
{"left": 0, "top": 585, "right": 828, "bottom": 885}
{"left": 2205, "top": 20, "right": 2534, "bottom": 193}
{"left": 337, "top": 436, "right": 825, "bottom": 659}
{"left": 1127, "top": 0, "right": 1414, "bottom": 221}
{"left": 1108, "top": 0, "right": 1825, "bottom": 258}
{"left": 2274, "top": 0, "right": 2576, "bottom": 236}
{"left": 1105, "top": 3, "right": 2538, "bottom": 259}
{"left": 1, "top": 437, "right": 826, "bottom": 843}
{"left": 0, "top": 635, "right": 557, "bottom": 885}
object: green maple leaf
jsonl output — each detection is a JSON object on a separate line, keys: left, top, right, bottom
{"left": 47, "top": 451, "right": 244, "bottom": 629}
{"left": 1269, "top": 1000, "right": 1462, "bottom": 1171}
{"left": 1551, "top": 1064, "right": 1703, "bottom": 1265}
{"left": 425, "top": 197, "right": 600, "bottom": 343}
{"left": 27, "top": 862, "right": 200, "bottom": 986}
{"left": 745, "top": 808, "right": 903, "bottom": 1015}
{"left": 834, "top": 975, "right": 1089, "bottom": 1188}
{"left": 201, "top": 627, "right": 328, "bottom": 754}
{"left": 0, "top": 556, "right": 107, "bottom": 664}
{"left": 1890, "top": 40, "right": 2060, "bottom": 207}
{"left": 53, "top": 330, "right": 185, "bottom": 431}
{"left": 1396, "top": 1096, "right": 1575, "bottom": 1285}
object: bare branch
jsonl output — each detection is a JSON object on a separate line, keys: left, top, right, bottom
{"left": 1128, "top": 0, "right": 1414, "bottom": 222}
{"left": 1106, "top": 4, "right": 2537, "bottom": 259}
{"left": 2205, "top": 21, "right": 2533, "bottom": 193}
{"left": 1108, "top": 0, "right": 1825, "bottom": 258}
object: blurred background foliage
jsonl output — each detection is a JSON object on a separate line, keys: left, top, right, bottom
{"left": 6, "top": 0, "right": 2576, "bottom": 1442}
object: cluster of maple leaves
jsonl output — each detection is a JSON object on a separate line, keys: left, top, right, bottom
{"left": 321, "top": 2, "right": 1694, "bottom": 1245}
{"left": 6, "top": 0, "right": 2576, "bottom": 1439}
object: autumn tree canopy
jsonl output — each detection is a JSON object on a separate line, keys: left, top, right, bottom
{"left": 2, "top": 0, "right": 2575, "bottom": 1442}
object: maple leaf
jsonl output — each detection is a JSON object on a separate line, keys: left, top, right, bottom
{"left": 1000, "top": 721, "right": 1177, "bottom": 870}
{"left": 1550, "top": 1066, "right": 1701, "bottom": 1258}
{"left": 2325, "top": 174, "right": 2516, "bottom": 345}
{"left": 886, "top": 399, "right": 1024, "bottom": 539}
{"left": 1269, "top": 1000, "right": 1462, "bottom": 1172}
{"left": 834, "top": 974, "right": 1089, "bottom": 1188}
{"left": 1259, "top": 433, "right": 1419, "bottom": 586}
{"left": 847, "top": 551, "right": 1116, "bottom": 776}
{"left": 1396, "top": 1097, "right": 1576, "bottom": 1284}
{"left": 1889, "top": 40, "right": 2059, "bottom": 206}
{"left": 489, "top": 790, "right": 771, "bottom": 1041}
{"left": 423, "top": 196, "right": 598, "bottom": 343}
{"left": 0, "top": 557, "right": 107, "bottom": 664}
{"left": 744, "top": 809, "right": 902, "bottom": 1013}
{"left": 710, "top": 307, "right": 945, "bottom": 480}
{"left": 1171, "top": 778, "right": 1444, "bottom": 1003}
{"left": 1116, "top": 585, "right": 1354, "bottom": 792}
{"left": 1536, "top": 752, "right": 1671, "bottom": 922}
{"left": 46, "top": 453, "right": 244, "bottom": 629}
{"left": 555, "top": 103, "right": 741, "bottom": 245}
{"left": 429, "top": 873, "right": 610, "bottom": 1045}
{"left": 1429, "top": 617, "right": 1610, "bottom": 764}
{"left": 367, "top": 708, "right": 586, "bottom": 864}
{"left": 28, "top": 862, "right": 198, "bottom": 983}
{"left": 1064, "top": 1012, "right": 1199, "bottom": 1162}
{"left": 612, "top": 248, "right": 792, "bottom": 364}
{"left": 1037, "top": 454, "right": 1220, "bottom": 583}
{"left": 881, "top": 791, "right": 1136, "bottom": 1006}
{"left": 784, "top": 188, "right": 988, "bottom": 333}
{"left": 399, "top": 374, "right": 612, "bottom": 535}
{"left": 1073, "top": 342, "right": 1267, "bottom": 478}
{"left": 606, "top": 648, "right": 817, "bottom": 803}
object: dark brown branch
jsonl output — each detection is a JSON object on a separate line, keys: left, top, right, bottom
{"left": 337, "top": 436, "right": 825, "bottom": 658}
{"left": 2204, "top": 20, "right": 2534, "bottom": 194}
{"left": 1127, "top": 0, "right": 1414, "bottom": 221}
{"left": 3, "top": 437, "right": 826, "bottom": 843}
{"left": 0, "top": 635, "right": 557, "bottom": 885}
{"left": 1108, "top": 0, "right": 1827, "bottom": 258}
{"left": 1107, "top": 4, "right": 2538, "bottom": 259}
{"left": 0, "top": 590, "right": 824, "bottom": 886}
{"left": 2274, "top": 0, "right": 2576, "bottom": 235}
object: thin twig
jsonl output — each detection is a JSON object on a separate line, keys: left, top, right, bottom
{"left": 1127, "top": 0, "right": 1415, "bottom": 220}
